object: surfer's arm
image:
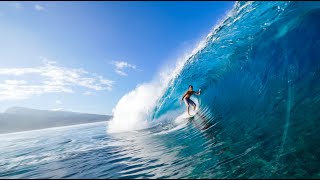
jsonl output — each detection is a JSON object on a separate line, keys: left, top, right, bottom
{"left": 181, "top": 92, "right": 187, "bottom": 101}
{"left": 180, "top": 92, "right": 188, "bottom": 105}
{"left": 193, "top": 90, "right": 201, "bottom": 96}
{"left": 180, "top": 94, "right": 184, "bottom": 105}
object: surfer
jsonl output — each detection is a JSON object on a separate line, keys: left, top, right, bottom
{"left": 180, "top": 85, "right": 201, "bottom": 116}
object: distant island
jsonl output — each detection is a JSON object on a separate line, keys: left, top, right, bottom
{"left": 0, "top": 107, "right": 112, "bottom": 134}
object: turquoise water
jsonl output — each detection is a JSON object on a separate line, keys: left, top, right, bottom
{"left": 1, "top": 1, "right": 320, "bottom": 178}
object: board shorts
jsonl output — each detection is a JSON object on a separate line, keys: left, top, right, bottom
{"left": 184, "top": 97, "right": 196, "bottom": 107}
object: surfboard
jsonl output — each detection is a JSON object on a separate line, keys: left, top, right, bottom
{"left": 182, "top": 106, "right": 199, "bottom": 119}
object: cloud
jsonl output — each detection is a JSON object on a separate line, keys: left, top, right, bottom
{"left": 34, "top": 4, "right": 45, "bottom": 11}
{"left": 83, "top": 91, "right": 94, "bottom": 96}
{"left": 115, "top": 69, "right": 128, "bottom": 76}
{"left": 111, "top": 61, "right": 137, "bottom": 76}
{"left": 0, "top": 57, "right": 114, "bottom": 101}
{"left": 55, "top": 100, "right": 62, "bottom": 104}
{"left": 52, "top": 108, "right": 73, "bottom": 112}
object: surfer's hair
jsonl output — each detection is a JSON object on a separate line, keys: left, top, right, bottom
{"left": 189, "top": 85, "right": 193, "bottom": 89}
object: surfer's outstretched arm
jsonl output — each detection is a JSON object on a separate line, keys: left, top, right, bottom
{"left": 193, "top": 89, "right": 201, "bottom": 96}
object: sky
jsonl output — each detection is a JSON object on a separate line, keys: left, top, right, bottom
{"left": 0, "top": 1, "right": 234, "bottom": 115}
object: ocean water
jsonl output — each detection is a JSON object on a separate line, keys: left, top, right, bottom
{"left": 1, "top": 1, "right": 320, "bottom": 178}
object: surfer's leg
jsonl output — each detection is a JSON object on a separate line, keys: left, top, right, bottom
{"left": 192, "top": 102, "right": 196, "bottom": 110}
{"left": 190, "top": 99, "right": 196, "bottom": 110}
{"left": 184, "top": 99, "right": 191, "bottom": 115}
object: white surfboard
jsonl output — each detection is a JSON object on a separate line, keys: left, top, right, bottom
{"left": 182, "top": 106, "right": 199, "bottom": 119}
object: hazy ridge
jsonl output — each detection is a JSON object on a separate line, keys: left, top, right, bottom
{"left": 0, "top": 107, "right": 111, "bottom": 134}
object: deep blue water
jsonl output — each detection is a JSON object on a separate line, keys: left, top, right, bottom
{"left": 1, "top": 1, "right": 320, "bottom": 178}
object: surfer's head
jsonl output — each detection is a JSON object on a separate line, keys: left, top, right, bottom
{"left": 189, "top": 85, "right": 193, "bottom": 90}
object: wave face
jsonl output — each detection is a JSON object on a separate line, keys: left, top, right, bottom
{"left": 109, "top": 1, "right": 320, "bottom": 130}
{"left": 108, "top": 1, "right": 320, "bottom": 173}
{"left": 152, "top": 1, "right": 320, "bottom": 121}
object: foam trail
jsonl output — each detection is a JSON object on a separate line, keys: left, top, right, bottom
{"left": 107, "top": 82, "right": 162, "bottom": 133}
